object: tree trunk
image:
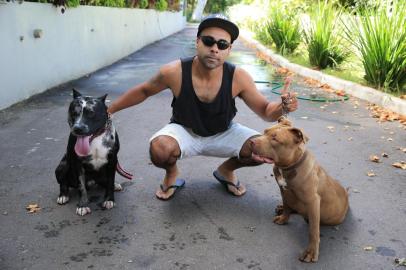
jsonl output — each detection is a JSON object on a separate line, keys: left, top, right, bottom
{"left": 191, "top": 0, "right": 208, "bottom": 21}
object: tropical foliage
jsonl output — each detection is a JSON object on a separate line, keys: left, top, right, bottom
{"left": 266, "top": 2, "right": 301, "bottom": 55}
{"left": 303, "top": 0, "right": 349, "bottom": 69}
{"left": 25, "top": 0, "right": 181, "bottom": 11}
{"left": 343, "top": 0, "right": 406, "bottom": 92}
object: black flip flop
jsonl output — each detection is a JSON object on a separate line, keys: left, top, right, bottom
{"left": 213, "top": 170, "right": 246, "bottom": 196}
{"left": 156, "top": 178, "right": 185, "bottom": 201}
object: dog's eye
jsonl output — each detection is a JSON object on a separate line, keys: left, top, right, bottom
{"left": 271, "top": 134, "right": 279, "bottom": 142}
{"left": 72, "top": 107, "right": 81, "bottom": 116}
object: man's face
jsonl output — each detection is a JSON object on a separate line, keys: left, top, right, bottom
{"left": 196, "top": 27, "right": 232, "bottom": 69}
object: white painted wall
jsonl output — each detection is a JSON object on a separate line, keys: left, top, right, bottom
{"left": 0, "top": 2, "right": 186, "bottom": 110}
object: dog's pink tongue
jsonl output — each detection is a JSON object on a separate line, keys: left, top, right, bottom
{"left": 74, "top": 136, "right": 91, "bottom": 157}
{"left": 252, "top": 153, "right": 274, "bottom": 164}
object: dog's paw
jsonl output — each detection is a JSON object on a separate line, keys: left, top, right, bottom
{"left": 273, "top": 214, "right": 289, "bottom": 225}
{"left": 76, "top": 207, "right": 91, "bottom": 216}
{"left": 114, "top": 183, "right": 123, "bottom": 192}
{"left": 102, "top": 201, "right": 115, "bottom": 209}
{"left": 299, "top": 247, "right": 319, "bottom": 263}
{"left": 57, "top": 196, "right": 69, "bottom": 205}
{"left": 275, "top": 204, "right": 284, "bottom": 215}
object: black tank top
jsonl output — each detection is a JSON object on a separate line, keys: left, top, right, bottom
{"left": 170, "top": 57, "right": 237, "bottom": 137}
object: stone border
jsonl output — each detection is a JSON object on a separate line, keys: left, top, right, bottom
{"left": 239, "top": 30, "right": 406, "bottom": 116}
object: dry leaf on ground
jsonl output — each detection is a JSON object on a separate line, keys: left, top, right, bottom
{"left": 367, "top": 171, "right": 376, "bottom": 177}
{"left": 392, "top": 162, "right": 406, "bottom": 170}
{"left": 369, "top": 155, "right": 380, "bottom": 163}
{"left": 367, "top": 103, "right": 406, "bottom": 126}
{"left": 303, "top": 77, "right": 320, "bottom": 87}
{"left": 327, "top": 126, "right": 335, "bottom": 132}
{"left": 26, "top": 203, "right": 41, "bottom": 213}
{"left": 364, "top": 246, "right": 374, "bottom": 251}
{"left": 382, "top": 153, "right": 389, "bottom": 158}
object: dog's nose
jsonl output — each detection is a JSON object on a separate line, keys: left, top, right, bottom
{"left": 72, "top": 123, "right": 89, "bottom": 135}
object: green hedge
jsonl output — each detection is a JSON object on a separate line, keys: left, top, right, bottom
{"left": 25, "top": 0, "right": 180, "bottom": 11}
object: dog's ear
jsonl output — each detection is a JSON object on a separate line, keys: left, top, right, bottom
{"left": 98, "top": 94, "right": 108, "bottom": 103}
{"left": 288, "top": 127, "right": 309, "bottom": 144}
{"left": 72, "top": 88, "right": 82, "bottom": 99}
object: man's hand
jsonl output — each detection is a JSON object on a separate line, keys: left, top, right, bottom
{"left": 281, "top": 92, "right": 298, "bottom": 113}
{"left": 281, "top": 77, "right": 298, "bottom": 114}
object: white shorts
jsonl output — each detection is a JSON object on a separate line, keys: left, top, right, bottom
{"left": 149, "top": 122, "right": 260, "bottom": 159}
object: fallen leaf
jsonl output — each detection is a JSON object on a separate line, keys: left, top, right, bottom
{"left": 303, "top": 77, "right": 320, "bottom": 87}
{"left": 367, "top": 103, "right": 405, "bottom": 126}
{"left": 399, "top": 147, "right": 406, "bottom": 153}
{"left": 369, "top": 155, "right": 380, "bottom": 163}
{"left": 364, "top": 246, "right": 374, "bottom": 251}
{"left": 392, "top": 162, "right": 406, "bottom": 170}
{"left": 353, "top": 189, "right": 360, "bottom": 193}
{"left": 348, "top": 137, "right": 353, "bottom": 141}
{"left": 367, "top": 171, "right": 376, "bottom": 177}
{"left": 327, "top": 126, "right": 335, "bottom": 132}
{"left": 300, "top": 116, "right": 308, "bottom": 120}
{"left": 387, "top": 138, "right": 393, "bottom": 142}
{"left": 26, "top": 203, "right": 41, "bottom": 213}
{"left": 335, "top": 90, "right": 346, "bottom": 96}
{"left": 381, "top": 153, "right": 388, "bottom": 158}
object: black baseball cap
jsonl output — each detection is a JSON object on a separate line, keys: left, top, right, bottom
{"left": 197, "top": 14, "right": 239, "bottom": 43}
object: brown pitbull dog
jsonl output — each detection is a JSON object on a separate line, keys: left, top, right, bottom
{"left": 250, "top": 117, "right": 349, "bottom": 263}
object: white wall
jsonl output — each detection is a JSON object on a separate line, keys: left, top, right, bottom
{"left": 0, "top": 2, "right": 186, "bottom": 110}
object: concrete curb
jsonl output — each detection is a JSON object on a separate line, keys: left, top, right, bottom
{"left": 239, "top": 30, "right": 406, "bottom": 116}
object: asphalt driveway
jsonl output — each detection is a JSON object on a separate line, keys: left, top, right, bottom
{"left": 0, "top": 26, "right": 405, "bottom": 270}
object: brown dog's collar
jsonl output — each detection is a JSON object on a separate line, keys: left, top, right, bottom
{"left": 276, "top": 150, "right": 308, "bottom": 172}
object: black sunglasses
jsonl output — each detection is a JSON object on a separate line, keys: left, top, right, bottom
{"left": 199, "top": 35, "right": 231, "bottom": 50}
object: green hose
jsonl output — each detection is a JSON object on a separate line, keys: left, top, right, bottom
{"left": 254, "top": 81, "right": 349, "bottom": 102}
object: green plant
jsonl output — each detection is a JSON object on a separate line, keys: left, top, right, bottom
{"left": 343, "top": 0, "right": 406, "bottom": 92}
{"left": 98, "top": 0, "right": 125, "bottom": 7}
{"left": 253, "top": 19, "right": 273, "bottom": 45}
{"left": 338, "top": 0, "right": 379, "bottom": 11}
{"left": 138, "top": 0, "right": 148, "bottom": 8}
{"left": 266, "top": 3, "right": 301, "bottom": 55}
{"left": 155, "top": 0, "right": 168, "bottom": 11}
{"left": 66, "top": 0, "right": 80, "bottom": 7}
{"left": 304, "top": 0, "right": 349, "bottom": 69}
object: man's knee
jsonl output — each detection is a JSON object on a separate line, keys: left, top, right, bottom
{"left": 239, "top": 135, "right": 262, "bottom": 164}
{"left": 149, "top": 136, "right": 180, "bottom": 167}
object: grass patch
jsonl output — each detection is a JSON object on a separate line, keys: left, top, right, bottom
{"left": 283, "top": 44, "right": 367, "bottom": 85}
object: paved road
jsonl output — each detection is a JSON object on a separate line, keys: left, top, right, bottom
{"left": 1, "top": 26, "right": 405, "bottom": 270}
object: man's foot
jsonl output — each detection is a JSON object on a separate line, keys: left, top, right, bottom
{"left": 213, "top": 169, "right": 246, "bottom": 196}
{"left": 155, "top": 178, "right": 185, "bottom": 200}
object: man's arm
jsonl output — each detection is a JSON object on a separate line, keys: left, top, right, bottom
{"left": 107, "top": 61, "right": 179, "bottom": 114}
{"left": 234, "top": 68, "right": 298, "bottom": 122}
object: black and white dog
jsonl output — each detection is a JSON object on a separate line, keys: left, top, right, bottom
{"left": 55, "top": 89, "right": 132, "bottom": 216}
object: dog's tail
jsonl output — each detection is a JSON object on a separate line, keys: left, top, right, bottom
{"left": 116, "top": 162, "right": 133, "bottom": 180}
